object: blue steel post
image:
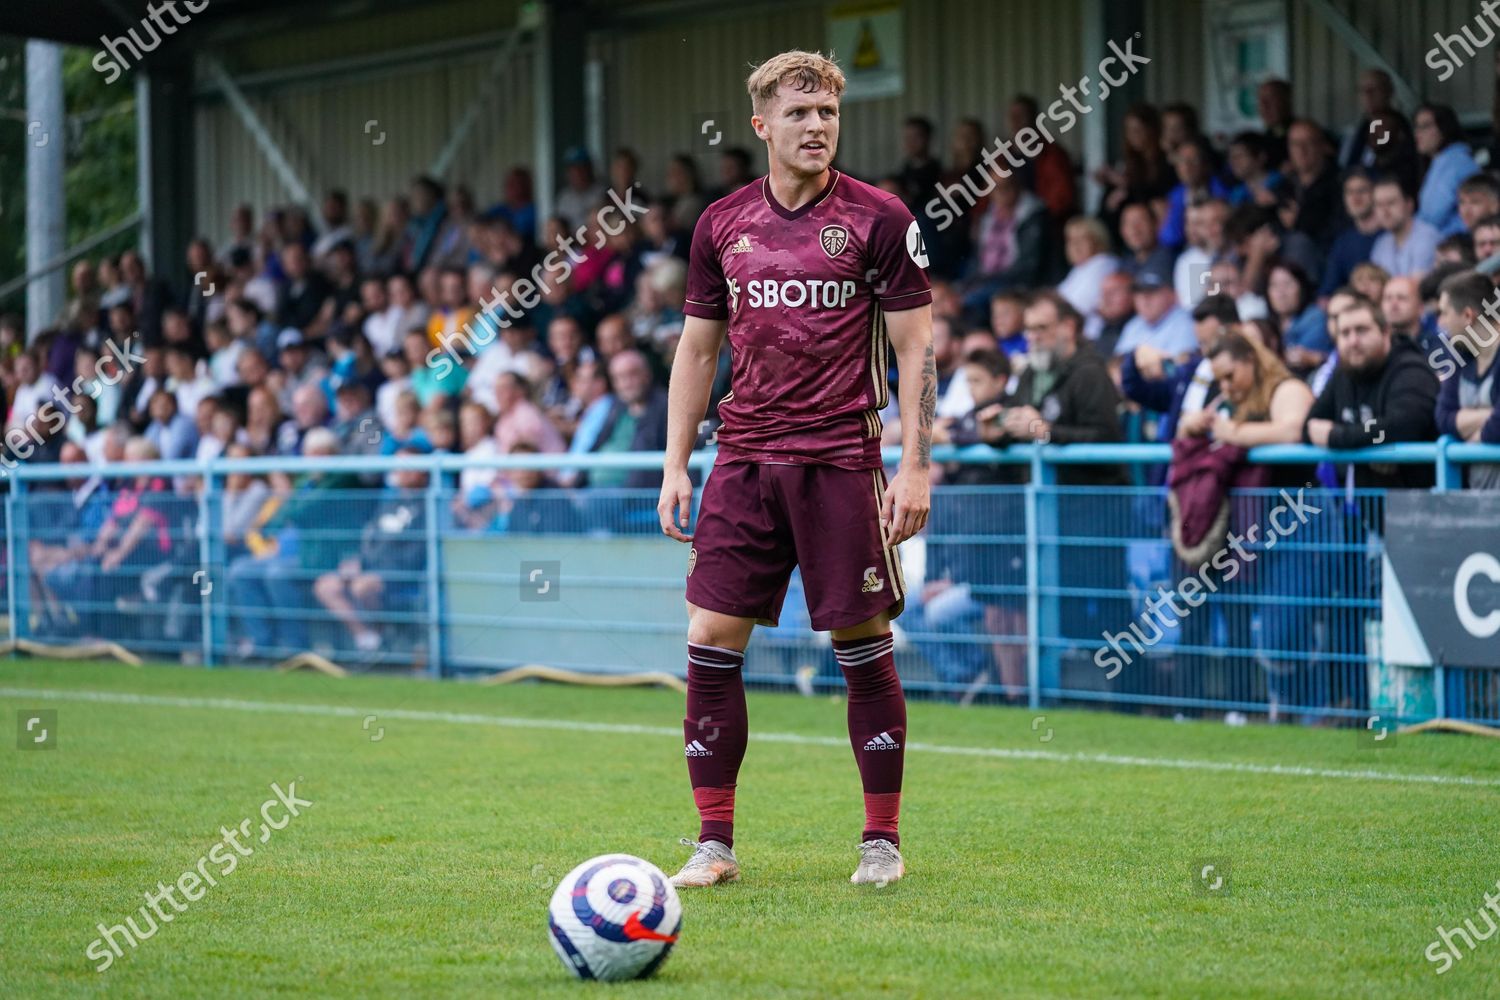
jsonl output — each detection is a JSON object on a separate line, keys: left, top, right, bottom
{"left": 1434, "top": 436, "right": 1461, "bottom": 492}
{"left": 11, "top": 477, "right": 29, "bottom": 643}
{"left": 1033, "top": 447, "right": 1061, "bottom": 705}
{"left": 424, "top": 471, "right": 444, "bottom": 678}
{"left": 1024, "top": 448, "right": 1041, "bottom": 709}
{"left": 1434, "top": 660, "right": 1447, "bottom": 721}
{"left": 198, "top": 468, "right": 217, "bottom": 666}
{"left": 4, "top": 489, "right": 16, "bottom": 653}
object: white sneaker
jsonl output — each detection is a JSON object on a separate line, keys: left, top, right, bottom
{"left": 669, "top": 838, "right": 739, "bottom": 887}
{"left": 354, "top": 630, "right": 381, "bottom": 653}
{"left": 851, "top": 839, "right": 904, "bottom": 885}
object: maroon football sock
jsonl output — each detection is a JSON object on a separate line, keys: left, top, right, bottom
{"left": 683, "top": 643, "right": 748, "bottom": 848}
{"left": 834, "top": 632, "right": 904, "bottom": 846}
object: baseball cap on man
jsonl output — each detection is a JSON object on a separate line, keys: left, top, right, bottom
{"left": 1133, "top": 267, "right": 1172, "bottom": 293}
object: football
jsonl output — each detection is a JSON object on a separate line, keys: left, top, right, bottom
{"left": 547, "top": 854, "right": 683, "bottom": 981}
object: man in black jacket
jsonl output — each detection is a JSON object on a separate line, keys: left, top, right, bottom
{"left": 979, "top": 291, "right": 1126, "bottom": 486}
{"left": 1305, "top": 294, "right": 1438, "bottom": 488}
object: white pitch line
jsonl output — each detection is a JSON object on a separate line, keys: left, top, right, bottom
{"left": 4, "top": 686, "right": 1499, "bottom": 788}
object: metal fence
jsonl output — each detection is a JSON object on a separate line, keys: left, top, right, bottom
{"left": 3, "top": 441, "right": 1498, "bottom": 725}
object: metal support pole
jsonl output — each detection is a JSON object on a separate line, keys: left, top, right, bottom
{"left": 4, "top": 490, "right": 17, "bottom": 653}
{"left": 204, "top": 58, "right": 323, "bottom": 226}
{"left": 135, "top": 72, "right": 156, "bottom": 273}
{"left": 10, "top": 477, "right": 30, "bottom": 644}
{"left": 1033, "top": 447, "right": 1062, "bottom": 707}
{"left": 1434, "top": 436, "right": 1461, "bottom": 492}
{"left": 430, "top": 29, "right": 528, "bottom": 179}
{"left": 198, "top": 470, "right": 218, "bottom": 667}
{"left": 1024, "top": 452, "right": 1042, "bottom": 710}
{"left": 532, "top": 2, "right": 557, "bottom": 241}
{"left": 424, "top": 474, "right": 444, "bottom": 678}
{"left": 25, "top": 40, "right": 67, "bottom": 338}
{"left": 1078, "top": 0, "right": 1108, "bottom": 212}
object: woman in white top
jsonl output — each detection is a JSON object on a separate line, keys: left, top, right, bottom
{"left": 363, "top": 273, "right": 427, "bottom": 358}
{"left": 1056, "top": 217, "right": 1119, "bottom": 340}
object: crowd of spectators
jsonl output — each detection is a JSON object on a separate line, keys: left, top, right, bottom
{"left": 4, "top": 70, "right": 1499, "bottom": 675}
{"left": 883, "top": 76, "right": 1499, "bottom": 499}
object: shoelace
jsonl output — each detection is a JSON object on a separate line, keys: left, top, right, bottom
{"left": 858, "top": 840, "right": 900, "bottom": 865}
{"left": 679, "top": 837, "right": 724, "bottom": 864}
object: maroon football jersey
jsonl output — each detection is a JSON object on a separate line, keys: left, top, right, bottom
{"left": 684, "top": 170, "right": 932, "bottom": 470}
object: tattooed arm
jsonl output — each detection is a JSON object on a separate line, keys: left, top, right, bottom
{"left": 881, "top": 304, "right": 935, "bottom": 546}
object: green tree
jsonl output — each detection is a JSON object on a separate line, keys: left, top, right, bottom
{"left": 0, "top": 40, "right": 138, "bottom": 318}
{"left": 0, "top": 37, "right": 25, "bottom": 315}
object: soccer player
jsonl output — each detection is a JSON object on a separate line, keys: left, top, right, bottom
{"left": 657, "top": 50, "right": 935, "bottom": 887}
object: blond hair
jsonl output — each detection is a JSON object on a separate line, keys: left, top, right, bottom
{"left": 1065, "top": 216, "right": 1110, "bottom": 256}
{"left": 746, "top": 50, "right": 846, "bottom": 115}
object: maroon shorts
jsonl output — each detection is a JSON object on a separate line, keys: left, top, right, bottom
{"left": 685, "top": 461, "right": 906, "bottom": 631}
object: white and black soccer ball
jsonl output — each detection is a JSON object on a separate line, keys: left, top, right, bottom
{"left": 547, "top": 854, "right": 682, "bottom": 981}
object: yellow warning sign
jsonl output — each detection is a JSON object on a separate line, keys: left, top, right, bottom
{"left": 828, "top": 4, "right": 904, "bottom": 101}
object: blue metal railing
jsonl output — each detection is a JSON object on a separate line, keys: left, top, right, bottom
{"left": 2, "top": 439, "right": 1497, "bottom": 724}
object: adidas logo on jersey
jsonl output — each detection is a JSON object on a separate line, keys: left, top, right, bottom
{"left": 860, "top": 566, "right": 885, "bottom": 593}
{"left": 864, "top": 732, "right": 900, "bottom": 751}
{"left": 685, "top": 740, "right": 714, "bottom": 756}
{"left": 731, "top": 235, "right": 754, "bottom": 254}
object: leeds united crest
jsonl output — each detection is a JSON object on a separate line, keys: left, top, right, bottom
{"left": 820, "top": 224, "right": 849, "bottom": 258}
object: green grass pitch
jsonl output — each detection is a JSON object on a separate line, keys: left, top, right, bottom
{"left": 4, "top": 659, "right": 1500, "bottom": 998}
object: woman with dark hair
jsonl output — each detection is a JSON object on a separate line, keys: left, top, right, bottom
{"left": 1160, "top": 102, "right": 1201, "bottom": 158}
{"left": 1364, "top": 108, "right": 1420, "bottom": 196}
{"left": 1265, "top": 260, "right": 1328, "bottom": 375}
{"left": 1236, "top": 317, "right": 1284, "bottom": 361}
{"left": 1414, "top": 102, "right": 1481, "bottom": 236}
{"left": 368, "top": 197, "right": 411, "bottom": 277}
{"left": 1200, "top": 331, "right": 1312, "bottom": 449}
{"left": 945, "top": 117, "right": 985, "bottom": 182}
{"left": 663, "top": 153, "right": 707, "bottom": 233}
{"left": 1225, "top": 131, "right": 1283, "bottom": 207}
{"left": 1093, "top": 104, "right": 1173, "bottom": 221}
{"left": 486, "top": 166, "right": 536, "bottom": 242}
{"left": 931, "top": 118, "right": 986, "bottom": 278}
{"left": 1159, "top": 135, "right": 1232, "bottom": 250}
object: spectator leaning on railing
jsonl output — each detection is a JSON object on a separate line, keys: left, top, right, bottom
{"left": 1435, "top": 270, "right": 1500, "bottom": 489}
{"left": 1201, "top": 331, "right": 1315, "bottom": 451}
{"left": 1197, "top": 330, "right": 1316, "bottom": 718}
{"left": 1305, "top": 294, "right": 1439, "bottom": 488}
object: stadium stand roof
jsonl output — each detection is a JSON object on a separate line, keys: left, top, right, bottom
{"left": 0, "top": 1, "right": 442, "bottom": 48}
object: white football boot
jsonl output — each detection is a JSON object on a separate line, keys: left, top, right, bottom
{"left": 669, "top": 838, "right": 740, "bottom": 887}
{"left": 850, "top": 839, "right": 905, "bottom": 885}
